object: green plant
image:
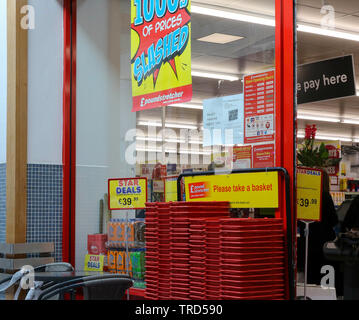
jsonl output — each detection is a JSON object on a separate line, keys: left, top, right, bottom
{"left": 297, "top": 124, "right": 341, "bottom": 168}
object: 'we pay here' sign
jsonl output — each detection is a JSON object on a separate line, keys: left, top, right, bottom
{"left": 297, "top": 55, "right": 356, "bottom": 104}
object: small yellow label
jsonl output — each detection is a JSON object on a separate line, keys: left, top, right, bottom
{"left": 84, "top": 254, "right": 104, "bottom": 272}
{"left": 296, "top": 168, "right": 322, "bottom": 221}
{"left": 165, "top": 177, "right": 178, "bottom": 202}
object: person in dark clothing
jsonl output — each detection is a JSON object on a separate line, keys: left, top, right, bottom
{"left": 297, "top": 171, "right": 339, "bottom": 286}
{"left": 342, "top": 195, "right": 359, "bottom": 232}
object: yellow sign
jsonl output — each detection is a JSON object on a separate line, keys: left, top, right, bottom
{"left": 296, "top": 168, "right": 322, "bottom": 221}
{"left": 108, "top": 178, "right": 148, "bottom": 210}
{"left": 184, "top": 172, "right": 279, "bottom": 208}
{"left": 84, "top": 254, "right": 104, "bottom": 272}
{"left": 165, "top": 177, "right": 178, "bottom": 202}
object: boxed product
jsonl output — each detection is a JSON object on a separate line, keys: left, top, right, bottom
{"left": 87, "top": 234, "right": 108, "bottom": 255}
{"left": 107, "top": 250, "right": 117, "bottom": 273}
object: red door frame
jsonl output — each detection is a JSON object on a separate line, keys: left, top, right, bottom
{"left": 62, "top": 0, "right": 77, "bottom": 267}
{"left": 275, "top": 0, "right": 296, "bottom": 299}
{"left": 62, "top": 0, "right": 296, "bottom": 298}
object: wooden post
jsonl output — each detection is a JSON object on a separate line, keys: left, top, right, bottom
{"left": 6, "top": 0, "right": 28, "bottom": 244}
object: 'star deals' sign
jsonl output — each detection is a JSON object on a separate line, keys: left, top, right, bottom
{"left": 184, "top": 172, "right": 279, "bottom": 208}
{"left": 108, "top": 178, "right": 148, "bottom": 210}
{"left": 131, "top": 0, "right": 192, "bottom": 111}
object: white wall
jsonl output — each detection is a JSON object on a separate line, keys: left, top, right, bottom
{"left": 27, "top": 0, "right": 63, "bottom": 164}
{"left": 0, "top": 0, "right": 7, "bottom": 164}
{"left": 76, "top": 0, "right": 136, "bottom": 268}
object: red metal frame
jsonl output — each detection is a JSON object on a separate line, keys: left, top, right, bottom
{"left": 62, "top": 0, "right": 77, "bottom": 267}
{"left": 275, "top": 0, "right": 296, "bottom": 299}
{"left": 62, "top": 0, "right": 296, "bottom": 298}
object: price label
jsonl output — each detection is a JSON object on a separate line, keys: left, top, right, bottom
{"left": 296, "top": 168, "right": 322, "bottom": 221}
{"left": 84, "top": 254, "right": 104, "bottom": 272}
{"left": 108, "top": 178, "right": 148, "bottom": 210}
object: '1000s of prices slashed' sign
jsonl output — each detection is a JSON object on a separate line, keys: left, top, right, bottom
{"left": 131, "top": 0, "right": 192, "bottom": 111}
{"left": 108, "top": 178, "right": 148, "bottom": 210}
{"left": 184, "top": 172, "right": 279, "bottom": 208}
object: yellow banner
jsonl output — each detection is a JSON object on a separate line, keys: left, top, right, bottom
{"left": 165, "top": 177, "right": 178, "bottom": 202}
{"left": 296, "top": 168, "right": 322, "bottom": 221}
{"left": 131, "top": 0, "right": 192, "bottom": 111}
{"left": 84, "top": 254, "right": 104, "bottom": 272}
{"left": 108, "top": 178, "right": 148, "bottom": 210}
{"left": 184, "top": 172, "right": 279, "bottom": 208}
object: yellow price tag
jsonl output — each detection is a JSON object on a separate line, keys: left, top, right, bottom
{"left": 84, "top": 254, "right": 104, "bottom": 272}
{"left": 108, "top": 178, "right": 148, "bottom": 210}
{"left": 296, "top": 168, "right": 322, "bottom": 221}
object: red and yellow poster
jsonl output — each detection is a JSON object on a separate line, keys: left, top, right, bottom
{"left": 253, "top": 144, "right": 275, "bottom": 168}
{"left": 232, "top": 146, "right": 252, "bottom": 169}
{"left": 131, "top": 0, "right": 192, "bottom": 112}
{"left": 244, "top": 70, "right": 275, "bottom": 144}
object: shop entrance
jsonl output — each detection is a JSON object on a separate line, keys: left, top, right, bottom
{"left": 62, "top": 0, "right": 296, "bottom": 300}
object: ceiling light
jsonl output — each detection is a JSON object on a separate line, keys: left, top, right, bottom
{"left": 192, "top": 70, "right": 240, "bottom": 81}
{"left": 137, "top": 121, "right": 198, "bottom": 130}
{"left": 297, "top": 132, "right": 352, "bottom": 142}
{"left": 297, "top": 114, "right": 340, "bottom": 123}
{"left": 297, "top": 24, "right": 359, "bottom": 42}
{"left": 316, "top": 135, "right": 352, "bottom": 142}
{"left": 342, "top": 119, "right": 359, "bottom": 125}
{"left": 197, "top": 33, "right": 244, "bottom": 44}
{"left": 136, "top": 137, "right": 161, "bottom": 142}
{"left": 191, "top": 5, "right": 275, "bottom": 27}
{"left": 169, "top": 103, "right": 203, "bottom": 110}
{"left": 192, "top": 4, "right": 359, "bottom": 42}
{"left": 136, "top": 136, "right": 203, "bottom": 144}
{"left": 136, "top": 147, "right": 210, "bottom": 155}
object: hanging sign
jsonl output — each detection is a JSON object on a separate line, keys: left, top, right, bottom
{"left": 184, "top": 172, "right": 279, "bottom": 208}
{"left": 84, "top": 254, "right": 105, "bottom": 272}
{"left": 244, "top": 70, "right": 275, "bottom": 144}
{"left": 108, "top": 178, "right": 148, "bottom": 210}
{"left": 203, "top": 94, "right": 244, "bottom": 146}
{"left": 131, "top": 0, "right": 192, "bottom": 112}
{"left": 297, "top": 55, "right": 356, "bottom": 104}
{"left": 296, "top": 167, "right": 323, "bottom": 221}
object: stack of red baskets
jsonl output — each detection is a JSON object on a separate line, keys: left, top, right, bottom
{"left": 219, "top": 218, "right": 286, "bottom": 300}
{"left": 205, "top": 218, "right": 222, "bottom": 299}
{"left": 169, "top": 203, "right": 191, "bottom": 300}
{"left": 189, "top": 218, "right": 207, "bottom": 299}
{"left": 157, "top": 203, "right": 171, "bottom": 299}
{"left": 144, "top": 202, "right": 159, "bottom": 299}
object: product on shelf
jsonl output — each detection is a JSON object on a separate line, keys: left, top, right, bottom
{"left": 107, "top": 250, "right": 117, "bottom": 273}
{"left": 87, "top": 234, "right": 108, "bottom": 255}
{"left": 107, "top": 218, "right": 145, "bottom": 249}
